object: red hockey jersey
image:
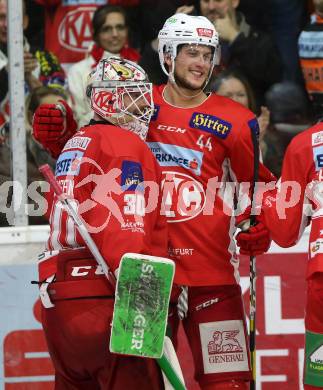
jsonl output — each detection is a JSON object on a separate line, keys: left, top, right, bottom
{"left": 262, "top": 122, "right": 323, "bottom": 278}
{"left": 46, "top": 122, "right": 168, "bottom": 273}
{"left": 147, "top": 85, "right": 275, "bottom": 286}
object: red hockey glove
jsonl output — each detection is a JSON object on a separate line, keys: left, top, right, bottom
{"left": 32, "top": 100, "right": 77, "bottom": 158}
{"left": 236, "top": 221, "right": 271, "bottom": 256}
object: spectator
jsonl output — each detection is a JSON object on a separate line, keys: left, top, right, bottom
{"left": 298, "top": 0, "right": 323, "bottom": 121}
{"left": 24, "top": 0, "right": 44, "bottom": 49}
{"left": 262, "top": 81, "right": 312, "bottom": 177}
{"left": 0, "top": 0, "right": 66, "bottom": 126}
{"left": 67, "top": 5, "right": 140, "bottom": 127}
{"left": 266, "top": 0, "right": 306, "bottom": 85}
{"left": 236, "top": 0, "right": 268, "bottom": 31}
{"left": 208, "top": 68, "right": 270, "bottom": 144}
{"left": 178, "top": 0, "right": 283, "bottom": 108}
{"left": 34, "top": 0, "right": 140, "bottom": 70}
{"left": 237, "top": 0, "right": 306, "bottom": 85}
{"left": 0, "top": 86, "right": 65, "bottom": 227}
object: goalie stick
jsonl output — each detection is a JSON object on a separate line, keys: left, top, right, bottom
{"left": 39, "top": 164, "right": 186, "bottom": 390}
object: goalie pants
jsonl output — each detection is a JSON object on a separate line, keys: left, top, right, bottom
{"left": 169, "top": 284, "right": 252, "bottom": 388}
{"left": 40, "top": 249, "right": 164, "bottom": 390}
{"left": 304, "top": 272, "right": 323, "bottom": 389}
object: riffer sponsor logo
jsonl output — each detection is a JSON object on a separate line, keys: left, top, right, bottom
{"left": 190, "top": 112, "right": 232, "bottom": 139}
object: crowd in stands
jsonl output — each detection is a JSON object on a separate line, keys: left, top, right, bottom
{"left": 0, "top": 0, "right": 322, "bottom": 226}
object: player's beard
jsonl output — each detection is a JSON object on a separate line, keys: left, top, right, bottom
{"left": 174, "top": 71, "right": 206, "bottom": 92}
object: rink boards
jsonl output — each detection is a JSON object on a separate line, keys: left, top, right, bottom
{"left": 0, "top": 225, "right": 309, "bottom": 390}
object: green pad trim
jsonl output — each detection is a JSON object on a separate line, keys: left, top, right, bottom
{"left": 110, "top": 253, "right": 175, "bottom": 359}
{"left": 304, "top": 330, "right": 323, "bottom": 386}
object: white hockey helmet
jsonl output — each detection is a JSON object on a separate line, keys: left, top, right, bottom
{"left": 86, "top": 57, "right": 154, "bottom": 139}
{"left": 158, "top": 13, "right": 220, "bottom": 83}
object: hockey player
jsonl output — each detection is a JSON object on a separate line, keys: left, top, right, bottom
{"left": 33, "top": 14, "right": 275, "bottom": 389}
{"left": 38, "top": 57, "right": 167, "bottom": 389}
{"left": 238, "top": 121, "right": 323, "bottom": 389}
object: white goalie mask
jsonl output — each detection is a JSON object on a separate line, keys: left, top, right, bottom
{"left": 158, "top": 13, "right": 220, "bottom": 85}
{"left": 86, "top": 57, "right": 154, "bottom": 140}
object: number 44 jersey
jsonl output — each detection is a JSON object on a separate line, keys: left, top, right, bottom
{"left": 147, "top": 85, "right": 275, "bottom": 287}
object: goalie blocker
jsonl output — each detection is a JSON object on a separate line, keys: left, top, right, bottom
{"left": 110, "top": 253, "right": 175, "bottom": 359}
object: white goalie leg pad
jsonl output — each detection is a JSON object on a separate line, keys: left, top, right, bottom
{"left": 162, "top": 336, "right": 186, "bottom": 389}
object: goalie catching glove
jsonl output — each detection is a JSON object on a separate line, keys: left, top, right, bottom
{"left": 32, "top": 99, "right": 77, "bottom": 158}
{"left": 235, "top": 207, "right": 272, "bottom": 256}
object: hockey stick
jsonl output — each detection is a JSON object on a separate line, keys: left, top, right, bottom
{"left": 249, "top": 121, "right": 260, "bottom": 390}
{"left": 39, "top": 164, "right": 186, "bottom": 390}
{"left": 39, "top": 165, "right": 116, "bottom": 288}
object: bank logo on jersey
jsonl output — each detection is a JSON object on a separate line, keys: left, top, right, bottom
{"left": 63, "top": 136, "right": 91, "bottom": 151}
{"left": 161, "top": 171, "right": 205, "bottom": 223}
{"left": 55, "top": 150, "right": 84, "bottom": 177}
{"left": 121, "top": 161, "right": 144, "bottom": 191}
{"left": 190, "top": 112, "right": 232, "bottom": 139}
{"left": 151, "top": 105, "right": 160, "bottom": 121}
{"left": 148, "top": 142, "right": 203, "bottom": 175}
{"left": 313, "top": 145, "right": 323, "bottom": 170}
{"left": 58, "top": 7, "right": 96, "bottom": 52}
